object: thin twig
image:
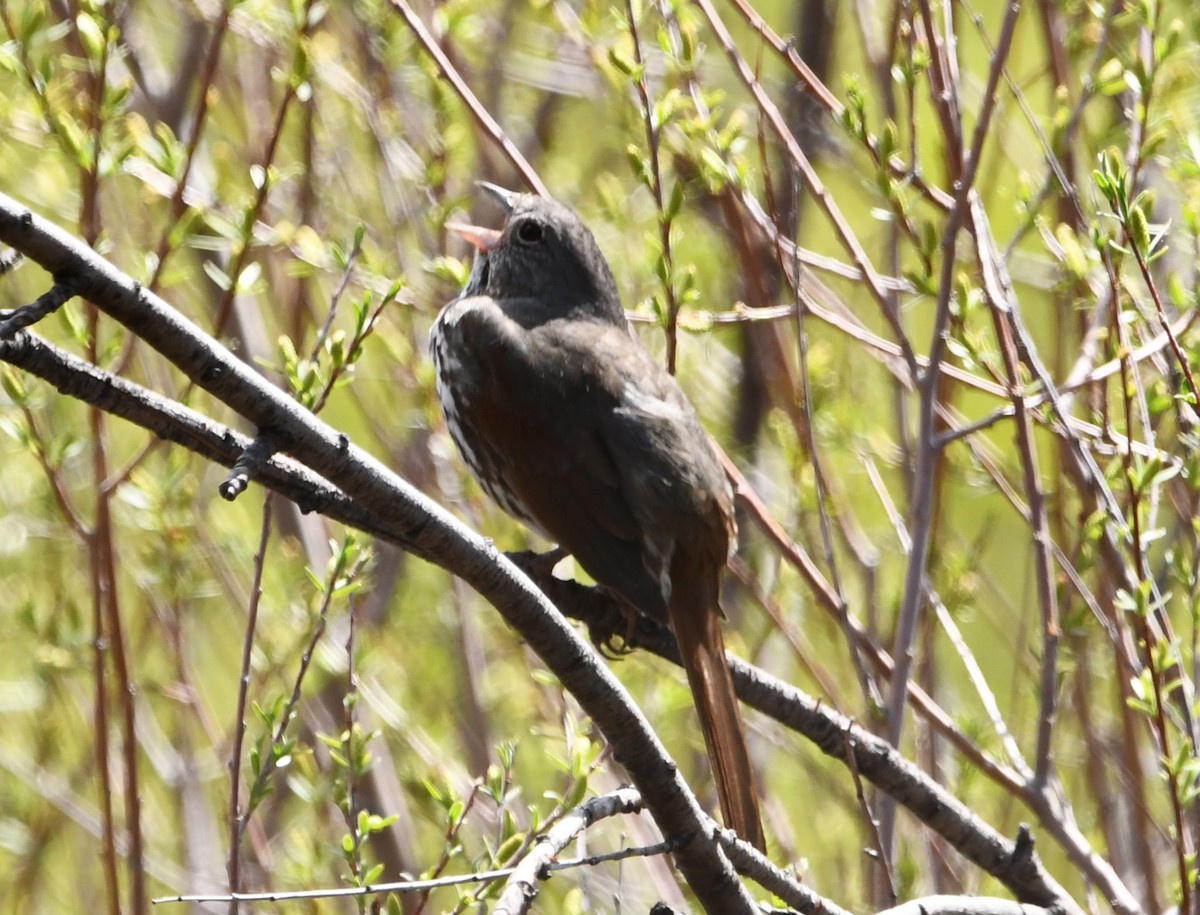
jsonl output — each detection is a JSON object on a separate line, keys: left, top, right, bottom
{"left": 226, "top": 494, "right": 275, "bottom": 913}
{"left": 622, "top": 0, "right": 683, "bottom": 372}
{"left": 0, "top": 278, "right": 78, "bottom": 336}
{"left": 387, "top": 0, "right": 549, "bottom": 197}
{"left": 691, "top": 0, "right": 919, "bottom": 377}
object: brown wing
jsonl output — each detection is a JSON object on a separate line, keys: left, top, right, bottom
{"left": 440, "top": 296, "right": 669, "bottom": 618}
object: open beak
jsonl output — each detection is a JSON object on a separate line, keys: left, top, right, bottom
{"left": 445, "top": 182, "right": 519, "bottom": 251}
{"left": 445, "top": 222, "right": 502, "bottom": 252}
{"left": 477, "top": 181, "right": 518, "bottom": 212}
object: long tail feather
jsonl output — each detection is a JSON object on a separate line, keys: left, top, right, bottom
{"left": 669, "top": 579, "right": 765, "bottom": 851}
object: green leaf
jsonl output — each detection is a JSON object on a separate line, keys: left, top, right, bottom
{"left": 607, "top": 47, "right": 642, "bottom": 81}
{"left": 202, "top": 260, "right": 232, "bottom": 292}
{"left": 75, "top": 11, "right": 105, "bottom": 61}
{"left": 1095, "top": 57, "right": 1127, "bottom": 95}
{"left": 1128, "top": 203, "right": 1150, "bottom": 253}
{"left": 566, "top": 772, "right": 589, "bottom": 809}
{"left": 494, "top": 832, "right": 524, "bottom": 865}
{"left": 664, "top": 180, "right": 684, "bottom": 223}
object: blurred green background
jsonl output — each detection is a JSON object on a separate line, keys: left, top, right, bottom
{"left": 2, "top": 0, "right": 1199, "bottom": 912}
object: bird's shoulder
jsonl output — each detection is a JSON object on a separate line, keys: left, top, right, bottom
{"left": 436, "top": 296, "right": 632, "bottom": 392}
{"left": 444, "top": 297, "right": 711, "bottom": 433}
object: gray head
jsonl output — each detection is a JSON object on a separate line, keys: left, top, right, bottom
{"left": 448, "top": 185, "right": 625, "bottom": 324}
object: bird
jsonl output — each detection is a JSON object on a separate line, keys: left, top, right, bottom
{"left": 430, "top": 183, "right": 764, "bottom": 851}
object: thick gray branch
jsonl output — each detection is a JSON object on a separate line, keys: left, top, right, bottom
{"left": 0, "top": 192, "right": 757, "bottom": 915}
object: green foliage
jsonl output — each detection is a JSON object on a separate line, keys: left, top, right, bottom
{"left": 4, "top": 0, "right": 1200, "bottom": 912}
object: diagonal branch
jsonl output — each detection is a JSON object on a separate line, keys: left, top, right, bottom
{"left": 0, "top": 192, "right": 755, "bottom": 915}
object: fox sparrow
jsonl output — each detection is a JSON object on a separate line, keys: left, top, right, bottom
{"left": 430, "top": 184, "right": 764, "bottom": 850}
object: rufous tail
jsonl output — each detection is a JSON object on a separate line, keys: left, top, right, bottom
{"left": 669, "top": 586, "right": 765, "bottom": 852}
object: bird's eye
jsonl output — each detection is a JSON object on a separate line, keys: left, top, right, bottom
{"left": 514, "top": 220, "right": 544, "bottom": 244}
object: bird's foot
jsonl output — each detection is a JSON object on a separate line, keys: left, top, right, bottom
{"left": 590, "top": 602, "right": 640, "bottom": 659}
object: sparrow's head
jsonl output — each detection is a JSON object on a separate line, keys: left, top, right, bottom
{"left": 447, "top": 184, "right": 624, "bottom": 323}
